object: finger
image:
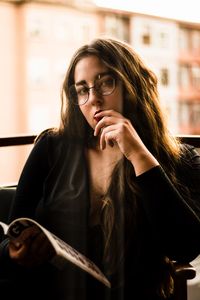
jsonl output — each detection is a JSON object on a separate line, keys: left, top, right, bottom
{"left": 94, "top": 110, "right": 123, "bottom": 136}
{"left": 31, "top": 232, "right": 54, "bottom": 259}
{"left": 26, "top": 239, "right": 55, "bottom": 267}
{"left": 105, "top": 131, "right": 117, "bottom": 150}
{"left": 9, "top": 239, "right": 31, "bottom": 260}
{"left": 94, "top": 116, "right": 110, "bottom": 137}
{"left": 28, "top": 231, "right": 46, "bottom": 253}
{"left": 15, "top": 225, "right": 41, "bottom": 243}
{"left": 95, "top": 109, "right": 122, "bottom": 119}
{"left": 37, "top": 239, "right": 55, "bottom": 260}
{"left": 100, "top": 126, "right": 117, "bottom": 150}
{"left": 8, "top": 226, "right": 42, "bottom": 260}
{"left": 94, "top": 115, "right": 119, "bottom": 137}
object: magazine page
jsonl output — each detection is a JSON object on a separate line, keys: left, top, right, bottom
{"left": 7, "top": 217, "right": 111, "bottom": 288}
{"left": 0, "top": 221, "right": 9, "bottom": 235}
{"left": 49, "top": 231, "right": 111, "bottom": 288}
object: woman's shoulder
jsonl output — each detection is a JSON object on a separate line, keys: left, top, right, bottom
{"left": 178, "top": 143, "right": 200, "bottom": 174}
{"left": 34, "top": 127, "right": 81, "bottom": 145}
{"left": 33, "top": 127, "right": 84, "bottom": 158}
{"left": 32, "top": 128, "right": 65, "bottom": 162}
{"left": 34, "top": 127, "right": 61, "bottom": 144}
{"left": 180, "top": 143, "right": 200, "bottom": 161}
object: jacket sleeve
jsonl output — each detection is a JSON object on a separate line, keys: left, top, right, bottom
{"left": 0, "top": 131, "right": 60, "bottom": 274}
{"left": 136, "top": 145, "right": 200, "bottom": 262}
{"left": 8, "top": 131, "right": 52, "bottom": 221}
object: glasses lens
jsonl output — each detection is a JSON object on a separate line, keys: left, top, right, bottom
{"left": 69, "top": 85, "right": 88, "bottom": 105}
{"left": 96, "top": 75, "right": 115, "bottom": 96}
{"left": 69, "top": 75, "right": 116, "bottom": 106}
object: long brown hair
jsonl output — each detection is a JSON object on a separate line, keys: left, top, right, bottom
{"left": 60, "top": 37, "right": 182, "bottom": 289}
{"left": 60, "top": 37, "right": 180, "bottom": 157}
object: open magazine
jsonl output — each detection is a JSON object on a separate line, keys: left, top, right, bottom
{"left": 0, "top": 217, "right": 111, "bottom": 288}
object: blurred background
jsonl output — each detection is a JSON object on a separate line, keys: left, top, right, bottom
{"left": 0, "top": 1, "right": 200, "bottom": 298}
{"left": 0, "top": 0, "right": 200, "bottom": 176}
{"left": 0, "top": 0, "right": 200, "bottom": 178}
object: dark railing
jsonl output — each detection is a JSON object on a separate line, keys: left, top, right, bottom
{"left": 177, "top": 135, "right": 200, "bottom": 148}
{"left": 0, "top": 134, "right": 200, "bottom": 148}
{"left": 0, "top": 134, "right": 37, "bottom": 147}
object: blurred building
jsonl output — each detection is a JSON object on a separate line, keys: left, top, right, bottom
{"left": 0, "top": 0, "right": 200, "bottom": 183}
{"left": 178, "top": 23, "right": 200, "bottom": 134}
{"left": 0, "top": 0, "right": 99, "bottom": 137}
{"left": 97, "top": 6, "right": 200, "bottom": 134}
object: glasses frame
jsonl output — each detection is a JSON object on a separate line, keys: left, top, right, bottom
{"left": 69, "top": 74, "right": 116, "bottom": 106}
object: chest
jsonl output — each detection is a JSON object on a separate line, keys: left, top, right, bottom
{"left": 87, "top": 148, "right": 120, "bottom": 196}
{"left": 87, "top": 148, "right": 122, "bottom": 225}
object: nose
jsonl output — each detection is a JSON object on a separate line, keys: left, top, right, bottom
{"left": 88, "top": 87, "right": 102, "bottom": 105}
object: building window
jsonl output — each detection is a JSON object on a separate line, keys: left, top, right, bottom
{"left": 191, "top": 65, "right": 200, "bottom": 88}
{"left": 158, "top": 31, "right": 168, "bottom": 48}
{"left": 53, "top": 19, "right": 71, "bottom": 41}
{"left": 179, "top": 102, "right": 190, "bottom": 127}
{"left": 160, "top": 68, "right": 169, "bottom": 86}
{"left": 178, "top": 102, "right": 200, "bottom": 129}
{"left": 178, "top": 65, "right": 190, "bottom": 87}
{"left": 26, "top": 14, "right": 47, "bottom": 41}
{"left": 104, "top": 15, "right": 130, "bottom": 42}
{"left": 27, "top": 57, "right": 49, "bottom": 88}
{"left": 192, "top": 30, "right": 200, "bottom": 50}
{"left": 141, "top": 25, "right": 151, "bottom": 45}
{"left": 192, "top": 103, "right": 200, "bottom": 126}
{"left": 179, "top": 28, "right": 190, "bottom": 51}
{"left": 81, "top": 23, "right": 91, "bottom": 42}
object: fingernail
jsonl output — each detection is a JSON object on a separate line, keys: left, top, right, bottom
{"left": 15, "top": 242, "right": 22, "bottom": 249}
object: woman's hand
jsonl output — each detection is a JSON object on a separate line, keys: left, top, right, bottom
{"left": 8, "top": 225, "right": 56, "bottom": 268}
{"left": 94, "top": 110, "right": 159, "bottom": 175}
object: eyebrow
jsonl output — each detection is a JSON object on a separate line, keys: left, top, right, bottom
{"left": 75, "top": 71, "right": 111, "bottom": 86}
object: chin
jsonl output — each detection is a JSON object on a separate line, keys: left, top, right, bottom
{"left": 87, "top": 122, "right": 95, "bottom": 131}
{"left": 90, "top": 120, "right": 96, "bottom": 130}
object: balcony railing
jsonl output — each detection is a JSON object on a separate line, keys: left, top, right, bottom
{"left": 0, "top": 133, "right": 200, "bottom": 187}
{"left": 0, "top": 134, "right": 200, "bottom": 148}
{"left": 0, "top": 134, "right": 37, "bottom": 147}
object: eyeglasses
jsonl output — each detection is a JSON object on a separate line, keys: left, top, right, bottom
{"left": 69, "top": 74, "right": 116, "bottom": 106}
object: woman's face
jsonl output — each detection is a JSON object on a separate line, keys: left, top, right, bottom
{"left": 73, "top": 55, "right": 123, "bottom": 130}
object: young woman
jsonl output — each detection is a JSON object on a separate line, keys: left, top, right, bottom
{"left": 1, "top": 37, "right": 200, "bottom": 300}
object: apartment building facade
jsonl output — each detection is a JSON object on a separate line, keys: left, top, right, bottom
{"left": 97, "top": 6, "right": 200, "bottom": 134}
{"left": 178, "top": 22, "right": 200, "bottom": 134}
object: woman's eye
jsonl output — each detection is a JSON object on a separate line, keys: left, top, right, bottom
{"left": 100, "top": 77, "right": 113, "bottom": 88}
{"left": 103, "top": 78, "right": 113, "bottom": 86}
{"left": 77, "top": 86, "right": 88, "bottom": 95}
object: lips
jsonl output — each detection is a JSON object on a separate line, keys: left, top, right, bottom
{"left": 94, "top": 110, "right": 103, "bottom": 122}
